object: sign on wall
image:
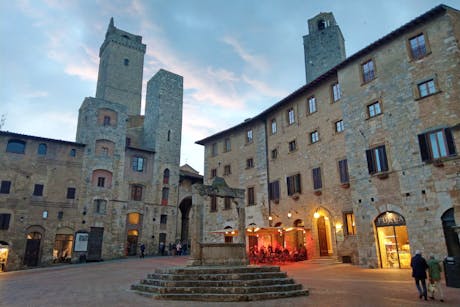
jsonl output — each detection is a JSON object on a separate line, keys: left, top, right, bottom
{"left": 74, "top": 233, "right": 89, "bottom": 252}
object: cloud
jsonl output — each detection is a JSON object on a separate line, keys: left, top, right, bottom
{"left": 24, "top": 91, "right": 49, "bottom": 99}
{"left": 221, "top": 36, "right": 269, "bottom": 72}
{"left": 242, "top": 75, "right": 286, "bottom": 98}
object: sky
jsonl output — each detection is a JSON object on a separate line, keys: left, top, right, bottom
{"left": 0, "top": 0, "right": 457, "bottom": 174}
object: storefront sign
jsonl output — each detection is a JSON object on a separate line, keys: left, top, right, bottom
{"left": 375, "top": 212, "right": 406, "bottom": 227}
{"left": 74, "top": 233, "right": 88, "bottom": 252}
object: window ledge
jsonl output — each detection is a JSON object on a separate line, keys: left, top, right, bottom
{"left": 313, "top": 190, "right": 322, "bottom": 196}
{"left": 376, "top": 172, "right": 389, "bottom": 179}
{"left": 291, "top": 193, "right": 300, "bottom": 200}
{"left": 340, "top": 183, "right": 350, "bottom": 189}
{"left": 361, "top": 76, "right": 377, "bottom": 86}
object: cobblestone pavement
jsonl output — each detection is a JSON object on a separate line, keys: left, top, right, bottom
{"left": 1, "top": 256, "right": 459, "bottom": 307}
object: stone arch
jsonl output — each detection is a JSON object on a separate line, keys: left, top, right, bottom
{"left": 441, "top": 208, "right": 460, "bottom": 257}
{"left": 97, "top": 108, "right": 118, "bottom": 127}
{"left": 95, "top": 139, "right": 115, "bottom": 157}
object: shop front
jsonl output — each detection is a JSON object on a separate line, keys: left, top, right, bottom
{"left": 0, "top": 241, "right": 8, "bottom": 272}
{"left": 375, "top": 211, "right": 411, "bottom": 269}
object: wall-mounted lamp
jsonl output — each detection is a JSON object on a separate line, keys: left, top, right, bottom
{"left": 268, "top": 216, "right": 273, "bottom": 221}
{"left": 287, "top": 212, "right": 292, "bottom": 218}
{"left": 336, "top": 223, "right": 343, "bottom": 230}
{"left": 313, "top": 210, "right": 320, "bottom": 219}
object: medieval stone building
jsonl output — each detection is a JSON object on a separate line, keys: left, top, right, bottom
{"left": 0, "top": 19, "right": 201, "bottom": 271}
{"left": 197, "top": 5, "right": 460, "bottom": 268}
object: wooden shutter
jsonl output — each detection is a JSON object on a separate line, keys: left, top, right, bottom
{"left": 339, "top": 159, "right": 349, "bottom": 183}
{"left": 366, "top": 149, "right": 374, "bottom": 174}
{"left": 418, "top": 133, "right": 430, "bottom": 162}
{"left": 379, "top": 146, "right": 389, "bottom": 172}
{"left": 313, "top": 168, "right": 322, "bottom": 190}
{"left": 445, "top": 128, "right": 457, "bottom": 156}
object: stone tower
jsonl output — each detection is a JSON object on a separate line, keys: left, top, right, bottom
{"left": 95, "top": 18, "right": 146, "bottom": 115}
{"left": 303, "top": 12, "right": 346, "bottom": 84}
{"left": 144, "top": 69, "right": 183, "bottom": 220}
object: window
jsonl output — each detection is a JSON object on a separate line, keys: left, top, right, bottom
{"left": 310, "top": 131, "right": 319, "bottom": 143}
{"left": 409, "top": 33, "right": 427, "bottom": 60}
{"left": 103, "top": 116, "right": 111, "bottom": 126}
{"left": 289, "top": 140, "right": 297, "bottom": 152}
{"left": 160, "top": 214, "right": 167, "bottom": 224}
{"left": 362, "top": 60, "right": 375, "bottom": 83}
{"left": 247, "top": 187, "right": 255, "bottom": 206}
{"left": 246, "top": 129, "right": 253, "bottom": 143}
{"left": 161, "top": 187, "right": 169, "bottom": 205}
{"left": 126, "top": 137, "right": 131, "bottom": 147}
{"left": 335, "top": 120, "right": 344, "bottom": 133}
{"left": 128, "top": 213, "right": 140, "bottom": 225}
{"left": 286, "top": 174, "right": 301, "bottom": 196}
{"left": 269, "top": 180, "right": 280, "bottom": 201}
{"left": 308, "top": 96, "right": 317, "bottom": 114}
{"left": 6, "top": 139, "right": 26, "bottom": 154}
{"left": 271, "top": 149, "right": 278, "bottom": 160}
{"left": 97, "top": 177, "right": 105, "bottom": 187}
{"left": 332, "top": 82, "right": 341, "bottom": 102}
{"left": 312, "top": 167, "right": 322, "bottom": 190}
{"left": 167, "top": 130, "right": 171, "bottom": 141}
{"left": 417, "top": 79, "right": 436, "bottom": 98}
{"left": 131, "top": 185, "right": 143, "bottom": 201}
{"left": 224, "top": 164, "right": 231, "bottom": 176}
{"left": 344, "top": 212, "right": 357, "bottom": 235}
{"left": 210, "top": 195, "right": 217, "bottom": 212}
{"left": 211, "top": 143, "right": 218, "bottom": 156}
{"left": 132, "top": 157, "right": 145, "bottom": 172}
{"left": 101, "top": 147, "right": 109, "bottom": 156}
{"left": 271, "top": 119, "right": 277, "bottom": 134}
{"left": 33, "top": 184, "right": 44, "bottom": 196}
{"left": 418, "top": 128, "right": 456, "bottom": 161}
{"left": 224, "top": 138, "right": 231, "bottom": 152}
{"left": 224, "top": 197, "right": 232, "bottom": 210}
{"left": 210, "top": 168, "right": 217, "bottom": 178}
{"left": 69, "top": 149, "right": 76, "bottom": 157}
{"left": 66, "top": 187, "right": 76, "bottom": 199}
{"left": 246, "top": 158, "right": 254, "bottom": 169}
{"left": 124, "top": 58, "right": 129, "bottom": 66}
{"left": 338, "top": 159, "right": 349, "bottom": 184}
{"left": 366, "top": 145, "right": 389, "bottom": 175}
{"left": 37, "top": 143, "right": 47, "bottom": 155}
{"left": 287, "top": 108, "right": 295, "bottom": 125}
{"left": 0, "top": 213, "right": 11, "bottom": 230}
{"left": 163, "top": 169, "right": 170, "bottom": 184}
{"left": 94, "top": 199, "right": 107, "bottom": 214}
{"left": 368, "top": 101, "right": 382, "bottom": 118}
{"left": 0, "top": 181, "right": 11, "bottom": 194}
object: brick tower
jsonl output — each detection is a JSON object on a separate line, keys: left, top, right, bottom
{"left": 303, "top": 12, "right": 346, "bottom": 84}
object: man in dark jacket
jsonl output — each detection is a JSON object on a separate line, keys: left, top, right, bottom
{"left": 410, "top": 250, "right": 429, "bottom": 300}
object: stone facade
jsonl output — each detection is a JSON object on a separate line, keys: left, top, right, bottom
{"left": 197, "top": 5, "right": 460, "bottom": 268}
{"left": 0, "top": 19, "right": 201, "bottom": 272}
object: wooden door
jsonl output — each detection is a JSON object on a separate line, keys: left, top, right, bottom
{"left": 23, "top": 239, "right": 41, "bottom": 266}
{"left": 317, "top": 217, "right": 329, "bottom": 256}
{"left": 87, "top": 227, "right": 104, "bottom": 261}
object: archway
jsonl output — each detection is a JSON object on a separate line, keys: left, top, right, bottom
{"left": 24, "top": 232, "right": 42, "bottom": 267}
{"left": 179, "top": 197, "right": 192, "bottom": 243}
{"left": 375, "top": 211, "right": 411, "bottom": 268}
{"left": 442, "top": 208, "right": 460, "bottom": 257}
{"left": 126, "top": 213, "right": 142, "bottom": 256}
{"left": 314, "top": 208, "right": 333, "bottom": 257}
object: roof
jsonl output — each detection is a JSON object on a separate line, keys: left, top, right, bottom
{"left": 0, "top": 130, "right": 85, "bottom": 147}
{"left": 196, "top": 4, "right": 456, "bottom": 145}
{"left": 126, "top": 145, "right": 155, "bottom": 154}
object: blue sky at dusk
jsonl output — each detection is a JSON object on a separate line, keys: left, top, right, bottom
{"left": 0, "top": 1, "right": 457, "bottom": 174}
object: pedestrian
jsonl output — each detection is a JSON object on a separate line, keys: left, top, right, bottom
{"left": 181, "top": 241, "right": 187, "bottom": 255}
{"left": 159, "top": 241, "right": 165, "bottom": 256}
{"left": 176, "top": 241, "right": 182, "bottom": 256}
{"left": 427, "top": 255, "right": 444, "bottom": 302}
{"left": 140, "top": 243, "right": 145, "bottom": 258}
{"left": 410, "top": 250, "right": 428, "bottom": 300}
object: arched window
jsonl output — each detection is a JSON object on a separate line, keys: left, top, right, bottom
{"left": 161, "top": 188, "right": 169, "bottom": 205}
{"left": 163, "top": 169, "right": 170, "bottom": 184}
{"left": 92, "top": 169, "right": 113, "bottom": 188}
{"left": 6, "top": 139, "right": 26, "bottom": 154}
{"left": 127, "top": 213, "right": 140, "bottom": 225}
{"left": 167, "top": 130, "right": 171, "bottom": 141}
{"left": 37, "top": 143, "right": 47, "bottom": 155}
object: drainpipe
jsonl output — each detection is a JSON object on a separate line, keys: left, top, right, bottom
{"left": 263, "top": 118, "right": 271, "bottom": 227}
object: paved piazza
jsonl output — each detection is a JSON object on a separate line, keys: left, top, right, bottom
{"left": 1, "top": 256, "right": 459, "bottom": 307}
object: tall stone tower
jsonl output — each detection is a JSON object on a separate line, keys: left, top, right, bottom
{"left": 303, "top": 12, "right": 346, "bottom": 84}
{"left": 95, "top": 18, "right": 146, "bottom": 115}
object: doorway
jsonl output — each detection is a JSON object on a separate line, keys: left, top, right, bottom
{"left": 87, "top": 227, "right": 104, "bottom": 261}
{"left": 127, "top": 229, "right": 139, "bottom": 256}
{"left": 375, "top": 211, "right": 411, "bottom": 269}
{"left": 442, "top": 208, "right": 460, "bottom": 257}
{"left": 317, "top": 217, "right": 330, "bottom": 256}
{"left": 24, "top": 232, "right": 42, "bottom": 267}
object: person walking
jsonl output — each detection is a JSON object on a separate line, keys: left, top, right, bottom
{"left": 159, "top": 241, "right": 165, "bottom": 256}
{"left": 427, "top": 255, "right": 444, "bottom": 302}
{"left": 139, "top": 243, "right": 145, "bottom": 258}
{"left": 411, "top": 250, "right": 429, "bottom": 300}
{"left": 176, "top": 242, "right": 182, "bottom": 256}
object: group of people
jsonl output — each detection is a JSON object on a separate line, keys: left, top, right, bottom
{"left": 249, "top": 244, "right": 307, "bottom": 264}
{"left": 139, "top": 241, "right": 189, "bottom": 257}
{"left": 410, "top": 250, "right": 444, "bottom": 302}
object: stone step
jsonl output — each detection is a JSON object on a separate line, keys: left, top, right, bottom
{"left": 156, "top": 265, "right": 281, "bottom": 274}
{"left": 140, "top": 277, "right": 295, "bottom": 287}
{"left": 147, "top": 271, "right": 287, "bottom": 281}
{"left": 131, "top": 289, "right": 309, "bottom": 301}
{"left": 131, "top": 283, "right": 302, "bottom": 295}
